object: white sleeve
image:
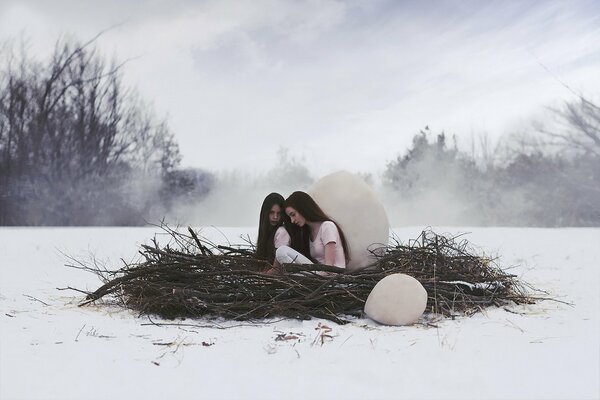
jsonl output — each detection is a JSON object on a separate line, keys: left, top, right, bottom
{"left": 274, "top": 227, "right": 291, "bottom": 248}
{"left": 320, "top": 221, "right": 340, "bottom": 245}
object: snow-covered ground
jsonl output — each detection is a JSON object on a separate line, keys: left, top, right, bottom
{"left": 1, "top": 226, "right": 598, "bottom": 400}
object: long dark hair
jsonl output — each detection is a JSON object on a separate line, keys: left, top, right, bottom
{"left": 256, "top": 193, "right": 286, "bottom": 263}
{"left": 284, "top": 191, "right": 350, "bottom": 263}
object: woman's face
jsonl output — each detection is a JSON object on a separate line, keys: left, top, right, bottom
{"left": 286, "top": 206, "right": 306, "bottom": 227}
{"left": 269, "top": 204, "right": 282, "bottom": 226}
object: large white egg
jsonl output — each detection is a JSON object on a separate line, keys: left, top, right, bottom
{"left": 309, "top": 170, "right": 389, "bottom": 271}
{"left": 364, "top": 273, "right": 428, "bottom": 325}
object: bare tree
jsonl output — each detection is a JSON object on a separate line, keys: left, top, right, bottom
{"left": 538, "top": 96, "right": 600, "bottom": 157}
{"left": 0, "top": 37, "right": 186, "bottom": 225}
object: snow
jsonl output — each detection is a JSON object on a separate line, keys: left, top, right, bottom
{"left": 1, "top": 226, "right": 599, "bottom": 400}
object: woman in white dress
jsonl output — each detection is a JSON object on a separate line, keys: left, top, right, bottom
{"left": 267, "top": 191, "right": 349, "bottom": 274}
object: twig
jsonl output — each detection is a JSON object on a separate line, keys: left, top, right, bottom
{"left": 23, "top": 294, "right": 50, "bottom": 306}
{"left": 75, "top": 324, "right": 86, "bottom": 342}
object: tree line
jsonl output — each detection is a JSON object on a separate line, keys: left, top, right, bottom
{"left": 0, "top": 38, "right": 212, "bottom": 225}
{"left": 383, "top": 97, "right": 600, "bottom": 226}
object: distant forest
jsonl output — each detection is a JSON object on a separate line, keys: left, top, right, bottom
{"left": 1, "top": 38, "right": 598, "bottom": 226}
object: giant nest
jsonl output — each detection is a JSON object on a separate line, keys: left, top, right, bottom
{"left": 71, "top": 225, "right": 543, "bottom": 325}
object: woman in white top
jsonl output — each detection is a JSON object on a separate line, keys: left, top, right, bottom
{"left": 256, "top": 193, "right": 291, "bottom": 264}
{"left": 269, "top": 191, "right": 349, "bottom": 274}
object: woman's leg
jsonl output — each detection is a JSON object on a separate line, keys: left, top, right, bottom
{"left": 264, "top": 246, "right": 312, "bottom": 275}
{"left": 275, "top": 246, "right": 312, "bottom": 265}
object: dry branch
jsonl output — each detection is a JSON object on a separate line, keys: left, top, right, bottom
{"left": 78, "top": 226, "right": 541, "bottom": 324}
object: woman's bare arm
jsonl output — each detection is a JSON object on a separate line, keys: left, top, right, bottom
{"left": 324, "top": 242, "right": 336, "bottom": 266}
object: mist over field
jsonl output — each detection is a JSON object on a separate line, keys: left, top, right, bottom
{"left": 166, "top": 110, "right": 600, "bottom": 228}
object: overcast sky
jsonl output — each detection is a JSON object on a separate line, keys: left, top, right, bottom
{"left": 1, "top": 0, "right": 599, "bottom": 176}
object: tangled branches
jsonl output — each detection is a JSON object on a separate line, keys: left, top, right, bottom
{"left": 76, "top": 226, "right": 539, "bottom": 324}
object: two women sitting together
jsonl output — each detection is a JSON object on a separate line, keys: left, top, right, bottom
{"left": 256, "top": 191, "right": 349, "bottom": 275}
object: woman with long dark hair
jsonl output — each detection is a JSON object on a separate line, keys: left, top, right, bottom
{"left": 256, "top": 192, "right": 290, "bottom": 264}
{"left": 267, "top": 191, "right": 349, "bottom": 274}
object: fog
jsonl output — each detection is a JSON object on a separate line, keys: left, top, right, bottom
{"left": 163, "top": 176, "right": 510, "bottom": 229}
{"left": 167, "top": 150, "right": 315, "bottom": 227}
{"left": 165, "top": 172, "right": 488, "bottom": 228}
{"left": 167, "top": 173, "right": 475, "bottom": 228}
{"left": 164, "top": 110, "right": 600, "bottom": 228}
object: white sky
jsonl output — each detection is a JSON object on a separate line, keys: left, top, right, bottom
{"left": 1, "top": 0, "right": 599, "bottom": 176}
